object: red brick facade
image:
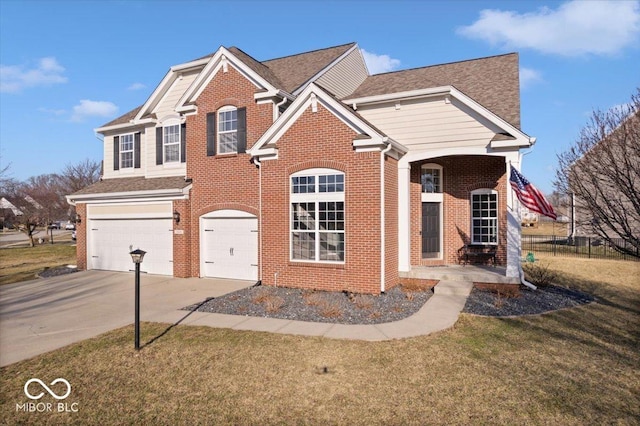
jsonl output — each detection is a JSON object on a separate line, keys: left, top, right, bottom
{"left": 410, "top": 155, "right": 507, "bottom": 267}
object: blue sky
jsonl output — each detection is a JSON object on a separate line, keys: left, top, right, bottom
{"left": 1, "top": 0, "right": 638, "bottom": 194}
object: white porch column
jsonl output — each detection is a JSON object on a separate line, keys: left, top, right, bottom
{"left": 505, "top": 155, "right": 521, "bottom": 279}
{"left": 398, "top": 161, "right": 411, "bottom": 272}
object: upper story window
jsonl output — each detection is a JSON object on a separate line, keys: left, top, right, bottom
{"left": 218, "top": 106, "right": 238, "bottom": 154}
{"left": 113, "top": 132, "right": 140, "bottom": 171}
{"left": 120, "top": 133, "right": 134, "bottom": 169}
{"left": 163, "top": 124, "right": 181, "bottom": 163}
{"left": 471, "top": 189, "right": 498, "bottom": 245}
{"left": 421, "top": 164, "right": 441, "bottom": 193}
{"left": 291, "top": 169, "right": 345, "bottom": 263}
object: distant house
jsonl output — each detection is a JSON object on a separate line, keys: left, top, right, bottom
{"left": 569, "top": 111, "right": 639, "bottom": 243}
{"left": 68, "top": 42, "right": 536, "bottom": 293}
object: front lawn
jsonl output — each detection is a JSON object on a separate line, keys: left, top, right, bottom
{"left": 0, "top": 256, "right": 638, "bottom": 424}
{"left": 0, "top": 244, "right": 76, "bottom": 285}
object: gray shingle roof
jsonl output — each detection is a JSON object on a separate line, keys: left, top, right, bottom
{"left": 70, "top": 176, "right": 190, "bottom": 196}
{"left": 344, "top": 53, "right": 521, "bottom": 129}
{"left": 101, "top": 105, "right": 143, "bottom": 128}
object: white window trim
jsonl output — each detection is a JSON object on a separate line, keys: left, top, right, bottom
{"left": 470, "top": 188, "right": 499, "bottom": 245}
{"left": 217, "top": 105, "right": 238, "bottom": 155}
{"left": 290, "top": 168, "right": 345, "bottom": 264}
{"left": 421, "top": 163, "right": 442, "bottom": 197}
{"left": 120, "top": 133, "right": 134, "bottom": 169}
{"left": 163, "top": 123, "right": 181, "bottom": 164}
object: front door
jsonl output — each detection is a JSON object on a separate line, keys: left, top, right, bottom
{"left": 422, "top": 202, "right": 440, "bottom": 258}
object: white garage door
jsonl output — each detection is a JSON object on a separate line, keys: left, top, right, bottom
{"left": 89, "top": 219, "right": 173, "bottom": 275}
{"left": 201, "top": 217, "right": 258, "bottom": 281}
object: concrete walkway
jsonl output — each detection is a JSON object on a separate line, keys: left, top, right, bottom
{"left": 1, "top": 271, "right": 473, "bottom": 366}
{"left": 148, "top": 280, "right": 474, "bottom": 342}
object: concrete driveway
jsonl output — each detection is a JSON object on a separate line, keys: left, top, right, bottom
{"left": 0, "top": 271, "right": 254, "bottom": 367}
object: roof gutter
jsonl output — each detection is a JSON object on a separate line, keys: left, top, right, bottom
{"left": 66, "top": 185, "right": 192, "bottom": 205}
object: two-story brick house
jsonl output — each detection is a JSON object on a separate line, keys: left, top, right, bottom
{"left": 68, "top": 42, "right": 534, "bottom": 294}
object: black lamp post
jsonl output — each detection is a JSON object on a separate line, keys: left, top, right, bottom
{"left": 129, "top": 248, "right": 146, "bottom": 350}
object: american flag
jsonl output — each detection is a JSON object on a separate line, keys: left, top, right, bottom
{"left": 510, "top": 167, "right": 557, "bottom": 220}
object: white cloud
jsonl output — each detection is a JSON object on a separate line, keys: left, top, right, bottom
{"left": 0, "top": 57, "right": 68, "bottom": 93}
{"left": 127, "top": 82, "right": 146, "bottom": 91}
{"left": 520, "top": 67, "right": 543, "bottom": 89}
{"left": 360, "top": 49, "right": 401, "bottom": 74}
{"left": 457, "top": 0, "right": 640, "bottom": 56}
{"left": 71, "top": 100, "right": 118, "bottom": 122}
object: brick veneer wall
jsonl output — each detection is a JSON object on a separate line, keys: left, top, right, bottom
{"left": 410, "top": 155, "right": 507, "bottom": 266}
{"left": 261, "top": 103, "right": 385, "bottom": 294}
{"left": 182, "top": 65, "right": 272, "bottom": 277}
{"left": 384, "top": 155, "right": 400, "bottom": 290}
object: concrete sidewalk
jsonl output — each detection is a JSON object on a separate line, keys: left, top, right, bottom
{"left": 148, "top": 280, "right": 473, "bottom": 342}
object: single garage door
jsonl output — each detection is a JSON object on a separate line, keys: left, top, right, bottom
{"left": 201, "top": 216, "right": 258, "bottom": 281}
{"left": 89, "top": 219, "right": 173, "bottom": 275}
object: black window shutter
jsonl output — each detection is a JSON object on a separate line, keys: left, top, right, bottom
{"left": 237, "top": 107, "right": 247, "bottom": 153}
{"left": 180, "top": 123, "right": 186, "bottom": 163}
{"left": 156, "top": 127, "right": 163, "bottom": 165}
{"left": 113, "top": 135, "right": 120, "bottom": 170}
{"left": 134, "top": 132, "right": 141, "bottom": 169}
{"left": 206, "top": 112, "right": 216, "bottom": 156}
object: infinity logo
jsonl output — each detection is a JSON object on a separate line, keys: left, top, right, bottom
{"left": 24, "top": 378, "right": 71, "bottom": 400}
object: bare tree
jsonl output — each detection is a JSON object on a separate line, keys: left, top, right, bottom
{"left": 59, "top": 159, "right": 101, "bottom": 194}
{"left": 555, "top": 88, "right": 640, "bottom": 258}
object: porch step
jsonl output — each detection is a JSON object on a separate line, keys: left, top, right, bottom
{"left": 434, "top": 280, "right": 473, "bottom": 296}
{"left": 400, "top": 265, "right": 520, "bottom": 284}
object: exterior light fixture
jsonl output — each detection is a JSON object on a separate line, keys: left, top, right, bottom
{"left": 173, "top": 211, "right": 180, "bottom": 224}
{"left": 75, "top": 214, "right": 81, "bottom": 224}
{"left": 129, "top": 248, "right": 146, "bottom": 350}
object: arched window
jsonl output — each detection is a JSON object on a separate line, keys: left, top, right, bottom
{"left": 470, "top": 189, "right": 498, "bottom": 244}
{"left": 290, "top": 168, "right": 345, "bottom": 262}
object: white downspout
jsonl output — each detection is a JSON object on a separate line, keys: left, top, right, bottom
{"left": 380, "top": 142, "right": 393, "bottom": 293}
{"left": 274, "top": 96, "right": 288, "bottom": 121}
{"left": 253, "top": 157, "right": 263, "bottom": 283}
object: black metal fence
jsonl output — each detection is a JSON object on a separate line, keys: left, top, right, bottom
{"left": 522, "top": 235, "right": 639, "bottom": 261}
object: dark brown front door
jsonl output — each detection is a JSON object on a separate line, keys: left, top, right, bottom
{"left": 422, "top": 202, "right": 440, "bottom": 258}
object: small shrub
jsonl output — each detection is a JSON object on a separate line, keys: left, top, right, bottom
{"left": 264, "top": 296, "right": 285, "bottom": 313}
{"left": 522, "top": 262, "right": 557, "bottom": 287}
{"left": 369, "top": 311, "right": 382, "bottom": 319}
{"left": 318, "top": 301, "right": 343, "bottom": 318}
{"left": 353, "top": 294, "right": 374, "bottom": 310}
{"left": 494, "top": 292, "right": 505, "bottom": 309}
{"left": 303, "top": 292, "right": 325, "bottom": 306}
{"left": 401, "top": 279, "right": 437, "bottom": 292}
{"left": 251, "top": 287, "right": 272, "bottom": 304}
{"left": 405, "top": 292, "right": 415, "bottom": 301}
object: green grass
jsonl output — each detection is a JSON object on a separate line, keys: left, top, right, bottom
{"left": 1, "top": 257, "right": 638, "bottom": 424}
{"left": 0, "top": 243, "right": 76, "bottom": 285}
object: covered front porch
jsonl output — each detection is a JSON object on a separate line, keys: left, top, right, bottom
{"left": 397, "top": 148, "right": 523, "bottom": 283}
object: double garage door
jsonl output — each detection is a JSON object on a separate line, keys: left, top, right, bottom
{"left": 201, "top": 215, "right": 258, "bottom": 281}
{"left": 89, "top": 218, "right": 173, "bottom": 276}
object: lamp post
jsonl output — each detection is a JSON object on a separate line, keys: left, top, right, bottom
{"left": 129, "top": 248, "right": 146, "bottom": 351}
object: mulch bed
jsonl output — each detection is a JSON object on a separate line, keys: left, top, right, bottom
{"left": 463, "top": 284, "right": 594, "bottom": 317}
{"left": 37, "top": 265, "right": 78, "bottom": 278}
{"left": 184, "top": 285, "right": 432, "bottom": 325}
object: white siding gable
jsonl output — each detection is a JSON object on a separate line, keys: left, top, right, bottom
{"left": 356, "top": 96, "right": 495, "bottom": 151}
{"left": 152, "top": 69, "right": 200, "bottom": 119}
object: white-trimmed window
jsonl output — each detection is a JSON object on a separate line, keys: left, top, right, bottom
{"left": 421, "top": 164, "right": 442, "bottom": 193}
{"left": 120, "top": 133, "right": 134, "bottom": 169}
{"left": 163, "top": 124, "right": 180, "bottom": 163}
{"left": 291, "top": 169, "right": 345, "bottom": 262}
{"left": 218, "top": 106, "right": 238, "bottom": 154}
{"left": 471, "top": 189, "right": 498, "bottom": 244}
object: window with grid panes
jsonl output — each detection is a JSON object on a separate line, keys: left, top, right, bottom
{"left": 291, "top": 170, "right": 345, "bottom": 262}
{"left": 471, "top": 190, "right": 498, "bottom": 244}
